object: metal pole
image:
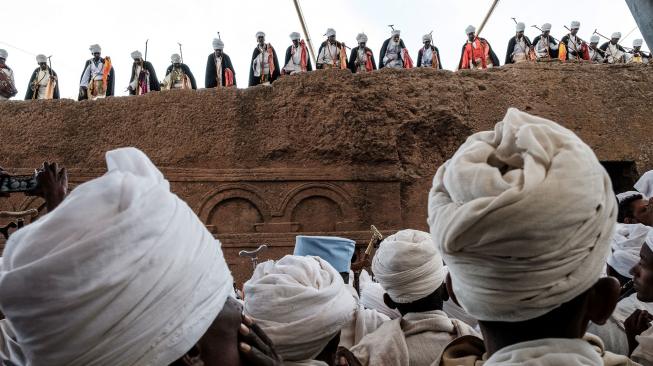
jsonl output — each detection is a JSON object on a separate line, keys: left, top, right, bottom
{"left": 477, "top": 0, "right": 501, "bottom": 37}
{"left": 292, "top": 0, "right": 317, "bottom": 64}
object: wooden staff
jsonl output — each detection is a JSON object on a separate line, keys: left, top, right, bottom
{"left": 476, "top": 0, "right": 501, "bottom": 37}
{"left": 292, "top": 0, "right": 317, "bottom": 65}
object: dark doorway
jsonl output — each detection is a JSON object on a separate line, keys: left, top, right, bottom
{"left": 600, "top": 161, "right": 639, "bottom": 194}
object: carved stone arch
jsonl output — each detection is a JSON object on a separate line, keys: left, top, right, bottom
{"left": 281, "top": 183, "right": 357, "bottom": 233}
{"left": 198, "top": 184, "right": 271, "bottom": 234}
{"left": 279, "top": 183, "right": 355, "bottom": 218}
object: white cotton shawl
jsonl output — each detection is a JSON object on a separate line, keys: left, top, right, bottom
{"left": 372, "top": 229, "right": 446, "bottom": 304}
{"left": 608, "top": 224, "right": 649, "bottom": 278}
{"left": 359, "top": 270, "right": 401, "bottom": 319}
{"left": 635, "top": 171, "right": 653, "bottom": 200}
{"left": 244, "top": 255, "right": 357, "bottom": 362}
{"left": 428, "top": 108, "right": 616, "bottom": 322}
{"left": 0, "top": 147, "right": 233, "bottom": 366}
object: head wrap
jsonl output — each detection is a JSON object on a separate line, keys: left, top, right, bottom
{"left": 590, "top": 34, "right": 600, "bottom": 43}
{"left": 617, "top": 191, "right": 644, "bottom": 204}
{"left": 130, "top": 50, "right": 142, "bottom": 60}
{"left": 0, "top": 49, "right": 7, "bottom": 59}
{"left": 170, "top": 53, "right": 181, "bottom": 63}
{"left": 358, "top": 270, "right": 401, "bottom": 319}
{"left": 633, "top": 39, "right": 644, "bottom": 47}
{"left": 465, "top": 25, "right": 476, "bottom": 34}
{"left": 516, "top": 22, "right": 526, "bottom": 32}
{"left": 290, "top": 32, "right": 301, "bottom": 40}
{"left": 635, "top": 171, "right": 653, "bottom": 198}
{"left": 212, "top": 38, "right": 224, "bottom": 50}
{"left": 256, "top": 31, "right": 265, "bottom": 39}
{"left": 244, "top": 255, "right": 357, "bottom": 362}
{"left": 294, "top": 235, "right": 355, "bottom": 273}
{"left": 325, "top": 28, "right": 336, "bottom": 37}
{"left": 422, "top": 34, "right": 432, "bottom": 43}
{"left": 35, "top": 54, "right": 47, "bottom": 63}
{"left": 542, "top": 23, "right": 552, "bottom": 32}
{"left": 391, "top": 30, "right": 401, "bottom": 37}
{"left": 89, "top": 44, "right": 101, "bottom": 53}
{"left": 570, "top": 21, "right": 581, "bottom": 29}
{"left": 356, "top": 33, "right": 368, "bottom": 43}
{"left": 428, "top": 108, "right": 616, "bottom": 322}
{"left": 608, "top": 224, "right": 649, "bottom": 278}
{"left": 0, "top": 147, "right": 234, "bottom": 366}
{"left": 372, "top": 229, "right": 446, "bottom": 304}
{"left": 612, "top": 32, "right": 622, "bottom": 39}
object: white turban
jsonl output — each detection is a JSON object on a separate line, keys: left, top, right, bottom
{"left": 89, "top": 44, "right": 101, "bottom": 53}
{"left": 428, "top": 108, "right": 616, "bottom": 322}
{"left": 35, "top": 54, "right": 47, "bottom": 63}
{"left": 633, "top": 39, "right": 644, "bottom": 47}
{"left": 170, "top": 53, "right": 181, "bottom": 63}
{"left": 0, "top": 147, "right": 234, "bottom": 366}
{"left": 590, "top": 35, "right": 600, "bottom": 43}
{"left": 391, "top": 29, "right": 401, "bottom": 37}
{"left": 635, "top": 171, "right": 653, "bottom": 198}
{"left": 570, "top": 20, "right": 580, "bottom": 29}
{"left": 372, "top": 229, "right": 447, "bottom": 304}
{"left": 612, "top": 32, "right": 622, "bottom": 39}
{"left": 290, "top": 32, "right": 301, "bottom": 40}
{"left": 244, "top": 255, "right": 356, "bottom": 362}
{"left": 358, "top": 270, "right": 401, "bottom": 319}
{"left": 130, "top": 50, "right": 142, "bottom": 60}
{"left": 256, "top": 31, "right": 265, "bottom": 39}
{"left": 325, "top": 28, "right": 336, "bottom": 37}
{"left": 356, "top": 33, "right": 368, "bottom": 43}
{"left": 465, "top": 25, "right": 476, "bottom": 34}
{"left": 0, "top": 49, "right": 6, "bottom": 59}
{"left": 542, "top": 23, "right": 552, "bottom": 32}
{"left": 212, "top": 38, "right": 224, "bottom": 50}
{"left": 608, "top": 224, "right": 649, "bottom": 278}
{"left": 422, "top": 34, "right": 432, "bottom": 42}
{"left": 516, "top": 22, "right": 526, "bottom": 32}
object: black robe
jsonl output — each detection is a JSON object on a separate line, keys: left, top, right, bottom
{"left": 284, "top": 45, "right": 313, "bottom": 72}
{"left": 560, "top": 34, "right": 584, "bottom": 59}
{"left": 24, "top": 67, "right": 59, "bottom": 100}
{"left": 531, "top": 35, "right": 559, "bottom": 59}
{"left": 457, "top": 38, "right": 501, "bottom": 69}
{"left": 316, "top": 41, "right": 346, "bottom": 69}
{"left": 505, "top": 35, "right": 533, "bottom": 64}
{"left": 416, "top": 45, "right": 443, "bottom": 69}
{"left": 599, "top": 42, "right": 627, "bottom": 53}
{"left": 379, "top": 38, "right": 408, "bottom": 68}
{"left": 78, "top": 58, "right": 115, "bottom": 101}
{"left": 347, "top": 46, "right": 377, "bottom": 73}
{"left": 205, "top": 53, "right": 237, "bottom": 88}
{"left": 249, "top": 46, "right": 280, "bottom": 86}
{"left": 128, "top": 61, "right": 160, "bottom": 95}
{"left": 165, "top": 64, "right": 197, "bottom": 89}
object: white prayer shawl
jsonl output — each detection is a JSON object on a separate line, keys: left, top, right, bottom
{"left": 535, "top": 36, "right": 559, "bottom": 59}
{"left": 633, "top": 325, "right": 653, "bottom": 366}
{"left": 512, "top": 37, "right": 528, "bottom": 63}
{"left": 420, "top": 47, "right": 433, "bottom": 67}
{"left": 284, "top": 45, "right": 304, "bottom": 74}
{"left": 590, "top": 48, "right": 606, "bottom": 63}
{"left": 350, "top": 310, "right": 478, "bottom": 366}
{"left": 162, "top": 66, "right": 190, "bottom": 90}
{"left": 384, "top": 40, "right": 403, "bottom": 68}
{"left": 608, "top": 224, "right": 649, "bottom": 278}
{"left": 606, "top": 44, "right": 626, "bottom": 64}
{"left": 34, "top": 69, "right": 51, "bottom": 99}
{"left": 318, "top": 42, "right": 339, "bottom": 67}
{"left": 359, "top": 270, "right": 401, "bottom": 319}
{"left": 0, "top": 147, "right": 234, "bottom": 366}
{"left": 244, "top": 255, "right": 357, "bottom": 362}
{"left": 485, "top": 337, "right": 637, "bottom": 366}
{"left": 80, "top": 59, "right": 104, "bottom": 87}
{"left": 252, "top": 45, "right": 270, "bottom": 78}
{"left": 443, "top": 299, "right": 479, "bottom": 329}
{"left": 0, "top": 320, "right": 25, "bottom": 366}
{"left": 567, "top": 34, "right": 582, "bottom": 57}
{"left": 635, "top": 171, "right": 653, "bottom": 199}
{"left": 355, "top": 47, "right": 368, "bottom": 72}
{"left": 0, "top": 68, "right": 14, "bottom": 101}
{"left": 215, "top": 55, "right": 223, "bottom": 87}
{"left": 339, "top": 305, "right": 390, "bottom": 349}
{"left": 129, "top": 64, "right": 142, "bottom": 90}
{"left": 589, "top": 293, "right": 653, "bottom": 356}
{"left": 428, "top": 108, "right": 616, "bottom": 322}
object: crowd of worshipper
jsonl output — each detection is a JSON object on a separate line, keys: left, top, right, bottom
{"left": 0, "top": 21, "right": 650, "bottom": 101}
{"left": 2, "top": 107, "right": 653, "bottom": 365}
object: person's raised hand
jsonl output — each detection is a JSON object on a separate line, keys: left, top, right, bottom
{"left": 238, "top": 313, "right": 283, "bottom": 366}
{"left": 28, "top": 162, "right": 67, "bottom": 212}
{"left": 625, "top": 309, "right": 653, "bottom": 355}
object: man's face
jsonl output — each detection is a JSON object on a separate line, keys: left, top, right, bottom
{"left": 611, "top": 38, "right": 619, "bottom": 45}
{"left": 39, "top": 62, "right": 47, "bottom": 70}
{"left": 92, "top": 52, "right": 101, "bottom": 60}
{"left": 392, "top": 35, "right": 400, "bottom": 42}
{"left": 591, "top": 42, "right": 598, "bottom": 48}
{"left": 631, "top": 244, "right": 653, "bottom": 302}
{"left": 359, "top": 42, "right": 366, "bottom": 48}
{"left": 257, "top": 36, "right": 265, "bottom": 45}
{"left": 516, "top": 31, "right": 524, "bottom": 38}
{"left": 328, "top": 35, "right": 336, "bottom": 43}
{"left": 133, "top": 58, "right": 142, "bottom": 64}
{"left": 571, "top": 28, "right": 579, "bottom": 36}
{"left": 292, "top": 39, "right": 299, "bottom": 47}
{"left": 214, "top": 49, "right": 223, "bottom": 57}
{"left": 467, "top": 33, "right": 475, "bottom": 42}
{"left": 634, "top": 46, "right": 641, "bottom": 52}
{"left": 424, "top": 40, "right": 431, "bottom": 48}
{"left": 543, "top": 30, "right": 550, "bottom": 37}
{"left": 173, "top": 62, "right": 181, "bottom": 67}
{"left": 625, "top": 197, "right": 653, "bottom": 226}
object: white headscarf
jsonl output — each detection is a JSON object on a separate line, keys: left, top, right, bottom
{"left": 635, "top": 171, "right": 653, "bottom": 199}
{"left": 0, "top": 147, "right": 234, "bottom": 366}
{"left": 130, "top": 50, "right": 142, "bottom": 60}
{"left": 89, "top": 44, "right": 101, "bottom": 53}
{"left": 633, "top": 39, "right": 644, "bottom": 48}
{"left": 358, "top": 270, "right": 401, "bottom": 319}
{"left": 325, "top": 28, "right": 336, "bottom": 37}
{"left": 542, "top": 23, "right": 552, "bottom": 32}
{"left": 465, "top": 25, "right": 476, "bottom": 35}
{"left": 612, "top": 32, "right": 622, "bottom": 39}
{"left": 372, "top": 229, "right": 446, "bottom": 304}
{"left": 244, "top": 255, "right": 356, "bottom": 362}
{"left": 290, "top": 32, "right": 301, "bottom": 41}
{"left": 35, "top": 54, "right": 47, "bottom": 63}
{"left": 428, "top": 108, "right": 616, "bottom": 322}
{"left": 170, "top": 54, "right": 181, "bottom": 63}
{"left": 356, "top": 33, "right": 368, "bottom": 43}
{"left": 608, "top": 224, "right": 649, "bottom": 278}
{"left": 212, "top": 38, "right": 224, "bottom": 50}
{"left": 516, "top": 22, "right": 526, "bottom": 32}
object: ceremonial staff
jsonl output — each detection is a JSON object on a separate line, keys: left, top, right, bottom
{"left": 292, "top": 0, "right": 317, "bottom": 65}
{"left": 476, "top": 0, "right": 500, "bottom": 37}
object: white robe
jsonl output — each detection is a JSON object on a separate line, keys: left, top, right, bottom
{"left": 318, "top": 42, "right": 339, "bottom": 67}
{"left": 535, "top": 36, "right": 558, "bottom": 59}
{"left": 252, "top": 46, "right": 270, "bottom": 78}
{"left": 384, "top": 40, "right": 403, "bottom": 68}
{"left": 33, "top": 69, "right": 52, "bottom": 99}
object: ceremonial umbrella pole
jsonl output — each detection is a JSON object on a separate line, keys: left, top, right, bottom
{"left": 476, "top": 0, "right": 501, "bottom": 37}
{"left": 178, "top": 42, "right": 183, "bottom": 63}
{"left": 292, "top": 0, "right": 317, "bottom": 65}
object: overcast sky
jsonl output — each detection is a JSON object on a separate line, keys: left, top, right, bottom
{"left": 2, "top": 0, "right": 646, "bottom": 100}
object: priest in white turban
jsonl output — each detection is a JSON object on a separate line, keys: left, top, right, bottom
{"left": 316, "top": 28, "right": 348, "bottom": 70}
{"left": 244, "top": 255, "right": 357, "bottom": 365}
{"left": 127, "top": 50, "right": 159, "bottom": 95}
{"left": 345, "top": 229, "right": 478, "bottom": 366}
{"left": 532, "top": 23, "right": 559, "bottom": 60}
{"left": 79, "top": 44, "right": 114, "bottom": 101}
{"left": 379, "top": 29, "right": 412, "bottom": 69}
{"left": 348, "top": 33, "right": 377, "bottom": 73}
{"left": 283, "top": 31, "right": 312, "bottom": 75}
{"left": 0, "top": 147, "right": 268, "bottom": 366}
{"left": 560, "top": 21, "right": 584, "bottom": 60}
{"left": 428, "top": 108, "right": 636, "bottom": 365}
{"left": 505, "top": 22, "right": 533, "bottom": 64}
{"left": 206, "top": 38, "right": 236, "bottom": 88}
{"left": 600, "top": 32, "right": 627, "bottom": 64}
{"left": 25, "top": 54, "right": 59, "bottom": 100}
{"left": 161, "top": 53, "right": 197, "bottom": 90}
{"left": 0, "top": 49, "right": 17, "bottom": 100}
{"left": 458, "top": 25, "right": 500, "bottom": 69}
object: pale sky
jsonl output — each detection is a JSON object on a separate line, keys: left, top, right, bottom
{"left": 2, "top": 0, "right": 646, "bottom": 100}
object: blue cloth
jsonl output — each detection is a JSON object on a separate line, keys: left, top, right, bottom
{"left": 294, "top": 235, "right": 356, "bottom": 273}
